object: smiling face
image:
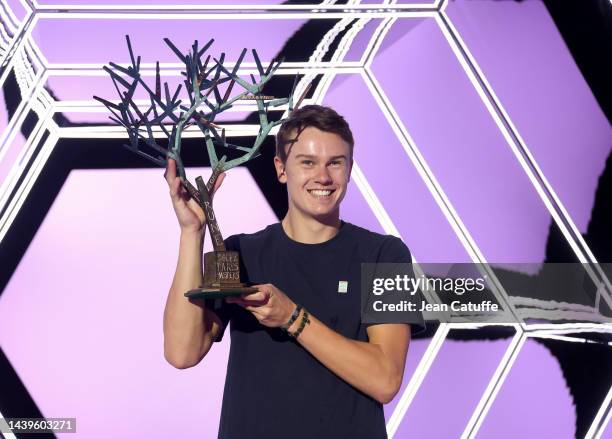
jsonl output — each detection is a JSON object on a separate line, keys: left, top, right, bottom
{"left": 274, "top": 126, "right": 352, "bottom": 223}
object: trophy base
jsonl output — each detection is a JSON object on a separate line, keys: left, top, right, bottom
{"left": 184, "top": 285, "right": 258, "bottom": 300}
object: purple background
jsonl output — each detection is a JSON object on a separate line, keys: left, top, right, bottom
{"left": 1, "top": 0, "right": 611, "bottom": 438}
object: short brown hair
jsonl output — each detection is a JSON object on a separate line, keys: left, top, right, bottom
{"left": 275, "top": 105, "right": 354, "bottom": 162}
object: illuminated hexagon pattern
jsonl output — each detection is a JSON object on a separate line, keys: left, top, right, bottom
{"left": 0, "top": 0, "right": 611, "bottom": 437}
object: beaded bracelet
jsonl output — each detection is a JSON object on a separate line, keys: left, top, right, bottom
{"left": 281, "top": 304, "right": 303, "bottom": 330}
{"left": 288, "top": 309, "right": 310, "bottom": 339}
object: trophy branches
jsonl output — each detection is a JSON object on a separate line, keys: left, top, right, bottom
{"left": 94, "top": 35, "right": 309, "bottom": 298}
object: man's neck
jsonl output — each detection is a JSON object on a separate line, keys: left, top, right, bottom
{"left": 282, "top": 208, "right": 341, "bottom": 244}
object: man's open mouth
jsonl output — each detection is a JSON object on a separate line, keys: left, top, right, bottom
{"left": 307, "top": 189, "right": 335, "bottom": 198}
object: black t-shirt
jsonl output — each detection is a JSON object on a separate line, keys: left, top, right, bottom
{"left": 206, "top": 221, "right": 425, "bottom": 439}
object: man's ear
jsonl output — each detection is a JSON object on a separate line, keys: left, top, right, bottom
{"left": 348, "top": 158, "right": 353, "bottom": 182}
{"left": 274, "top": 155, "right": 287, "bottom": 184}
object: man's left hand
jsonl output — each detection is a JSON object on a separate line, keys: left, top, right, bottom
{"left": 225, "top": 284, "right": 296, "bottom": 328}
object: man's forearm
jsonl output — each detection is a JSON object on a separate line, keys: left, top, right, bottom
{"left": 163, "top": 229, "right": 211, "bottom": 368}
{"left": 289, "top": 313, "right": 406, "bottom": 404}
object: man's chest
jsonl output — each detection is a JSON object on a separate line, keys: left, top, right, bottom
{"left": 244, "top": 249, "right": 364, "bottom": 335}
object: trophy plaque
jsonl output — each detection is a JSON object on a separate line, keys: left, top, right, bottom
{"left": 95, "top": 36, "right": 308, "bottom": 299}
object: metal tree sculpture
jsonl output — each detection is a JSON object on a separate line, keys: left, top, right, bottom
{"left": 95, "top": 36, "right": 307, "bottom": 242}
{"left": 94, "top": 36, "right": 308, "bottom": 295}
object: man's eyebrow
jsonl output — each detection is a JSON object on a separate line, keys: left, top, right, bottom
{"left": 293, "top": 154, "right": 348, "bottom": 160}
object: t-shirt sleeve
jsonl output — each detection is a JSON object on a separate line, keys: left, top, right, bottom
{"left": 363, "top": 236, "right": 427, "bottom": 335}
{"left": 203, "top": 234, "right": 240, "bottom": 343}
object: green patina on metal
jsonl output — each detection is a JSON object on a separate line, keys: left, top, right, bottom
{"left": 94, "top": 35, "right": 309, "bottom": 257}
{"left": 94, "top": 35, "right": 307, "bottom": 191}
{"left": 95, "top": 35, "right": 312, "bottom": 295}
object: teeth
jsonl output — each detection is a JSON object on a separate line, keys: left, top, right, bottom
{"left": 309, "top": 189, "right": 332, "bottom": 197}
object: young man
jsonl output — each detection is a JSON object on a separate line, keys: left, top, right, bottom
{"left": 163, "top": 105, "right": 424, "bottom": 438}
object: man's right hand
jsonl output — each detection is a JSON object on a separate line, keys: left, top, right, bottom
{"left": 164, "top": 158, "right": 226, "bottom": 233}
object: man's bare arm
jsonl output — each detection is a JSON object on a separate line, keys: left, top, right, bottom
{"left": 163, "top": 229, "right": 223, "bottom": 369}
{"left": 291, "top": 316, "right": 410, "bottom": 403}
{"left": 162, "top": 159, "right": 226, "bottom": 369}
{"left": 228, "top": 285, "right": 411, "bottom": 403}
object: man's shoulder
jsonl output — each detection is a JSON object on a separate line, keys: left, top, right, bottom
{"left": 224, "top": 223, "right": 280, "bottom": 250}
{"left": 343, "top": 222, "right": 412, "bottom": 263}
{"left": 343, "top": 222, "right": 406, "bottom": 248}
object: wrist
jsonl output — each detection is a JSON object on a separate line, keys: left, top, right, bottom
{"left": 286, "top": 308, "right": 303, "bottom": 333}
{"left": 282, "top": 303, "right": 301, "bottom": 331}
{"left": 287, "top": 308, "right": 311, "bottom": 339}
{"left": 180, "top": 227, "right": 204, "bottom": 239}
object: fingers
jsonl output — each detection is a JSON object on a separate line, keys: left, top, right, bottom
{"left": 244, "top": 290, "right": 269, "bottom": 302}
{"left": 169, "top": 175, "right": 182, "bottom": 202}
{"left": 164, "top": 158, "right": 177, "bottom": 186}
{"left": 226, "top": 292, "right": 268, "bottom": 307}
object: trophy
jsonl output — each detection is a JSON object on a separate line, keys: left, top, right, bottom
{"left": 94, "top": 36, "right": 308, "bottom": 299}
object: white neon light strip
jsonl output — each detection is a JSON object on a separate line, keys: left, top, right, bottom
{"left": 511, "top": 296, "right": 603, "bottom": 312}
{"left": 0, "top": 127, "right": 58, "bottom": 244}
{"left": 361, "top": 15, "right": 395, "bottom": 66}
{"left": 54, "top": 103, "right": 288, "bottom": 114}
{"left": 360, "top": 9, "right": 451, "bottom": 430}
{"left": 0, "top": 65, "right": 46, "bottom": 160}
{"left": 350, "top": 161, "right": 401, "bottom": 238}
{"left": 0, "top": 70, "right": 54, "bottom": 219}
{"left": 1, "top": 27, "right": 12, "bottom": 52}
{"left": 0, "top": 2, "right": 19, "bottom": 34}
{"left": 461, "top": 329, "right": 526, "bottom": 439}
{"left": 34, "top": 11, "right": 437, "bottom": 19}
{"left": 0, "top": 409, "right": 17, "bottom": 439}
{"left": 313, "top": 26, "right": 367, "bottom": 100}
{"left": 0, "top": 71, "right": 49, "bottom": 167}
{"left": 34, "top": 3, "right": 439, "bottom": 11}
{"left": 19, "top": 0, "right": 34, "bottom": 12}
{"left": 387, "top": 325, "right": 450, "bottom": 437}
{"left": 434, "top": 13, "right": 589, "bottom": 263}
{"left": 0, "top": 112, "right": 52, "bottom": 215}
{"left": 0, "top": 13, "right": 34, "bottom": 80}
{"left": 13, "top": 39, "right": 40, "bottom": 93}
{"left": 359, "top": 14, "right": 531, "bottom": 433}
{"left": 23, "top": 35, "right": 46, "bottom": 72}
{"left": 0, "top": 13, "right": 36, "bottom": 90}
{"left": 529, "top": 333, "right": 612, "bottom": 346}
{"left": 56, "top": 123, "right": 279, "bottom": 138}
{"left": 524, "top": 323, "right": 612, "bottom": 333}
{"left": 447, "top": 322, "right": 517, "bottom": 330}
{"left": 435, "top": 12, "right": 612, "bottom": 306}
{"left": 361, "top": 67, "right": 524, "bottom": 329}
{"left": 298, "top": 0, "right": 360, "bottom": 104}
{"left": 310, "top": 17, "right": 367, "bottom": 102}
{"left": 47, "top": 61, "right": 363, "bottom": 70}
{"left": 514, "top": 309, "right": 611, "bottom": 324}
{"left": 585, "top": 384, "right": 612, "bottom": 439}
{"left": 0, "top": 2, "right": 20, "bottom": 35}
{"left": 595, "top": 402, "right": 612, "bottom": 439}
{"left": 359, "top": 69, "right": 479, "bottom": 262}
{"left": 45, "top": 62, "right": 364, "bottom": 73}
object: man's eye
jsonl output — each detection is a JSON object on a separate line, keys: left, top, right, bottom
{"left": 302, "top": 160, "right": 313, "bottom": 166}
{"left": 330, "top": 160, "right": 342, "bottom": 167}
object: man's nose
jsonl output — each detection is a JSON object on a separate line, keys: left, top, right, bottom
{"left": 315, "top": 165, "right": 333, "bottom": 184}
